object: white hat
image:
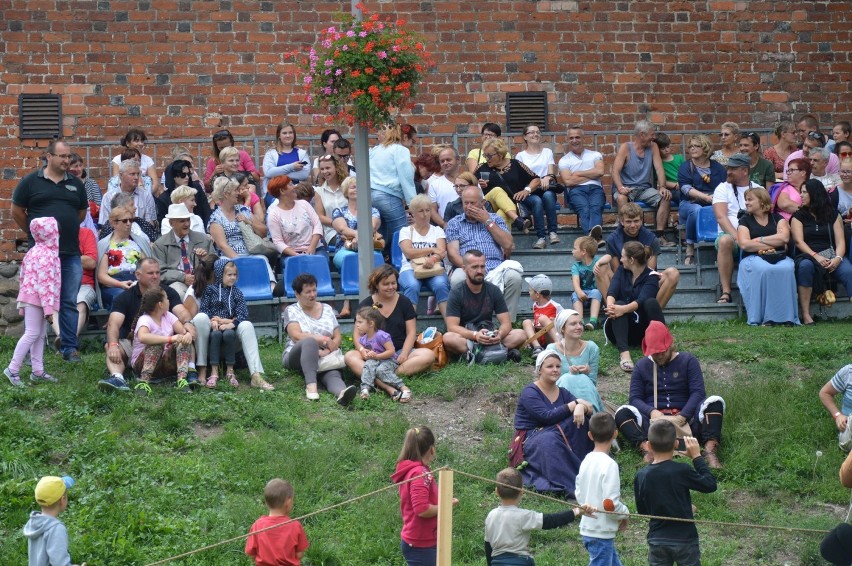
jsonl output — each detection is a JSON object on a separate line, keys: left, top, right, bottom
{"left": 165, "top": 203, "right": 192, "bottom": 220}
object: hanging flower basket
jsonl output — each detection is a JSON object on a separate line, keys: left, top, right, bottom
{"left": 292, "top": 3, "right": 434, "bottom": 127}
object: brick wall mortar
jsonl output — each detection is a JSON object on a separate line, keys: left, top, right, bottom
{"left": 1, "top": 0, "right": 849, "bottom": 260}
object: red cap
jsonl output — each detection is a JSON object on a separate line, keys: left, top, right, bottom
{"left": 642, "top": 321, "right": 673, "bottom": 356}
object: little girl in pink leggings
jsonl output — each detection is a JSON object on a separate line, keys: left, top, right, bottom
{"left": 4, "top": 216, "right": 61, "bottom": 386}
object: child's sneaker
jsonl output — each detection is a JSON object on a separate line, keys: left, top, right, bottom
{"left": 584, "top": 321, "right": 596, "bottom": 331}
{"left": 30, "top": 372, "right": 58, "bottom": 384}
{"left": 531, "top": 346, "right": 544, "bottom": 358}
{"left": 4, "top": 367, "right": 24, "bottom": 387}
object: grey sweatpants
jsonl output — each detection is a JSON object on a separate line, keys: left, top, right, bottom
{"left": 282, "top": 338, "right": 346, "bottom": 396}
{"left": 361, "top": 359, "right": 404, "bottom": 390}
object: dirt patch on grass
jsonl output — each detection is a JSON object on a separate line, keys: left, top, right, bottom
{"left": 192, "top": 422, "right": 224, "bottom": 441}
{"left": 702, "top": 360, "right": 742, "bottom": 386}
{"left": 406, "top": 388, "right": 517, "bottom": 447}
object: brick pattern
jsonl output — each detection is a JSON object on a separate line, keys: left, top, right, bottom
{"left": 0, "top": 1, "right": 850, "bottom": 260}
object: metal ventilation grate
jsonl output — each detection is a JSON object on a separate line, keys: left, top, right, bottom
{"left": 18, "top": 94, "right": 63, "bottom": 139}
{"left": 505, "top": 92, "right": 548, "bottom": 133}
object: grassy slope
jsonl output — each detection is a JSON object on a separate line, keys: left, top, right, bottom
{"left": 1, "top": 319, "right": 851, "bottom": 565}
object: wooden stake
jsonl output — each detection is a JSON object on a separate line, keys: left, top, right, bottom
{"left": 436, "top": 469, "right": 454, "bottom": 566}
{"left": 521, "top": 321, "right": 554, "bottom": 349}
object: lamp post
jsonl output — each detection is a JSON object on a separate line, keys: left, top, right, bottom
{"left": 353, "top": 0, "right": 374, "bottom": 302}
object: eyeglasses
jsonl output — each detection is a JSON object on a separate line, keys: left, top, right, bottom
{"left": 785, "top": 168, "right": 802, "bottom": 174}
{"left": 213, "top": 129, "right": 231, "bottom": 139}
{"left": 688, "top": 144, "right": 703, "bottom": 149}
{"left": 172, "top": 218, "right": 191, "bottom": 223}
{"left": 115, "top": 218, "right": 134, "bottom": 224}
{"left": 176, "top": 171, "right": 190, "bottom": 178}
{"left": 720, "top": 132, "right": 732, "bottom": 137}
{"left": 50, "top": 153, "right": 72, "bottom": 159}
{"left": 453, "top": 183, "right": 471, "bottom": 189}
{"left": 525, "top": 130, "right": 540, "bottom": 135}
{"left": 482, "top": 153, "right": 497, "bottom": 159}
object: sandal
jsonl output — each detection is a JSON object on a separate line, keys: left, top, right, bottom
{"left": 227, "top": 371, "right": 238, "bottom": 387}
{"left": 390, "top": 388, "right": 403, "bottom": 402}
{"left": 399, "top": 388, "right": 412, "bottom": 403}
{"left": 619, "top": 359, "right": 634, "bottom": 373}
{"left": 207, "top": 374, "right": 219, "bottom": 389}
{"left": 716, "top": 292, "right": 732, "bottom": 304}
{"left": 360, "top": 385, "right": 371, "bottom": 400}
{"left": 251, "top": 373, "right": 275, "bottom": 391}
{"left": 683, "top": 254, "right": 695, "bottom": 266}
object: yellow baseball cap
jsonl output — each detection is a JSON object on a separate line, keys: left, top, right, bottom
{"left": 35, "top": 476, "right": 75, "bottom": 506}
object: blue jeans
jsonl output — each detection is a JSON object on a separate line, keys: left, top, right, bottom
{"left": 398, "top": 268, "right": 450, "bottom": 308}
{"left": 567, "top": 184, "right": 606, "bottom": 233}
{"left": 400, "top": 540, "right": 436, "bottom": 566}
{"left": 678, "top": 200, "right": 703, "bottom": 244}
{"left": 796, "top": 255, "right": 852, "bottom": 291}
{"left": 59, "top": 254, "right": 83, "bottom": 355}
{"left": 520, "top": 191, "right": 558, "bottom": 238}
{"left": 372, "top": 190, "right": 408, "bottom": 251}
{"left": 582, "top": 536, "right": 623, "bottom": 566}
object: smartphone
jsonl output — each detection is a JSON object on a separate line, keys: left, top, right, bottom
{"left": 299, "top": 160, "right": 309, "bottom": 165}
{"left": 676, "top": 438, "right": 686, "bottom": 452}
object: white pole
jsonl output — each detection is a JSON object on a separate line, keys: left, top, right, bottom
{"left": 352, "top": 1, "right": 374, "bottom": 302}
{"left": 436, "top": 469, "right": 454, "bottom": 565}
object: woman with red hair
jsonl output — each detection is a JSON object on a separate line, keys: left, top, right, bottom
{"left": 267, "top": 175, "right": 327, "bottom": 272}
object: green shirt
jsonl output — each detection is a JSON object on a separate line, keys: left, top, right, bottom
{"left": 749, "top": 157, "right": 775, "bottom": 188}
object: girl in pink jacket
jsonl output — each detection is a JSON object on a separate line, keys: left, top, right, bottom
{"left": 5, "top": 216, "right": 61, "bottom": 386}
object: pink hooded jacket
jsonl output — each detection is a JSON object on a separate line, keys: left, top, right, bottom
{"left": 17, "top": 216, "right": 61, "bottom": 316}
{"left": 391, "top": 459, "right": 438, "bottom": 548}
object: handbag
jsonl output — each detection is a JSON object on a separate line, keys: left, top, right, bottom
{"left": 415, "top": 327, "right": 447, "bottom": 370}
{"left": 317, "top": 348, "right": 345, "bottom": 372}
{"left": 650, "top": 362, "right": 693, "bottom": 439}
{"left": 411, "top": 257, "right": 444, "bottom": 280}
{"left": 508, "top": 429, "right": 528, "bottom": 468}
{"left": 238, "top": 218, "right": 279, "bottom": 261}
{"left": 757, "top": 248, "right": 786, "bottom": 265}
{"left": 341, "top": 233, "right": 385, "bottom": 251}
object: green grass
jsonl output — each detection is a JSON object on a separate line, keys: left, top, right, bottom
{"left": 1, "top": 320, "right": 851, "bottom": 565}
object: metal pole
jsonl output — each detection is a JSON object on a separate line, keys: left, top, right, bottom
{"left": 353, "top": 0, "right": 374, "bottom": 302}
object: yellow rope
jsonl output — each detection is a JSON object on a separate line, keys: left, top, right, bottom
{"left": 145, "top": 464, "right": 833, "bottom": 565}
{"left": 143, "top": 467, "right": 447, "bottom": 566}
{"left": 451, "top": 469, "right": 832, "bottom": 535}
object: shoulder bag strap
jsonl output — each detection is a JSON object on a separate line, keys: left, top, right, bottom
{"left": 555, "top": 423, "right": 573, "bottom": 452}
{"left": 653, "top": 361, "right": 658, "bottom": 409}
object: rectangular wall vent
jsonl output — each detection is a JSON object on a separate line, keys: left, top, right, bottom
{"left": 18, "top": 94, "right": 63, "bottom": 139}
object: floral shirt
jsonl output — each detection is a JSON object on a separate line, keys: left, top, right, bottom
{"left": 208, "top": 205, "right": 251, "bottom": 256}
{"left": 106, "top": 238, "right": 144, "bottom": 276}
{"left": 331, "top": 205, "right": 380, "bottom": 231}
{"left": 17, "top": 217, "right": 61, "bottom": 315}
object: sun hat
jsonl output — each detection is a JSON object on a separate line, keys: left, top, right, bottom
{"left": 164, "top": 203, "right": 192, "bottom": 219}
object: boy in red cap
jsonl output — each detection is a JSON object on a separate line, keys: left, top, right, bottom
{"left": 612, "top": 321, "right": 725, "bottom": 468}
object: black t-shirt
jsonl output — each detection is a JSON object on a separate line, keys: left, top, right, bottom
{"left": 605, "top": 225, "right": 661, "bottom": 260}
{"left": 446, "top": 281, "right": 507, "bottom": 328}
{"left": 112, "top": 283, "right": 183, "bottom": 339}
{"left": 12, "top": 168, "right": 87, "bottom": 256}
{"left": 476, "top": 159, "right": 538, "bottom": 197}
{"left": 739, "top": 213, "right": 784, "bottom": 258}
{"left": 792, "top": 210, "right": 839, "bottom": 254}
{"left": 358, "top": 294, "right": 417, "bottom": 352}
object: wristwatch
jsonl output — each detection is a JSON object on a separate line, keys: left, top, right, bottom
{"left": 486, "top": 220, "right": 495, "bottom": 229}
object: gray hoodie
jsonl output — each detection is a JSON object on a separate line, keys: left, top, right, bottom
{"left": 23, "top": 511, "right": 72, "bottom": 566}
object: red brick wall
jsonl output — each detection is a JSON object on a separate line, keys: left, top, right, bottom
{"left": 1, "top": 0, "right": 849, "bottom": 259}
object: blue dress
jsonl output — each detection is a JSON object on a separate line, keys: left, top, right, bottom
{"left": 513, "top": 383, "right": 593, "bottom": 497}
{"left": 545, "top": 340, "right": 604, "bottom": 412}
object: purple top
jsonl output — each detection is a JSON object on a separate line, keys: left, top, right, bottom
{"left": 359, "top": 329, "right": 398, "bottom": 360}
{"left": 514, "top": 383, "right": 576, "bottom": 430}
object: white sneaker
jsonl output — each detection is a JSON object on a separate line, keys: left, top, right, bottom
{"left": 549, "top": 232, "right": 560, "bottom": 244}
{"left": 533, "top": 238, "right": 546, "bottom": 249}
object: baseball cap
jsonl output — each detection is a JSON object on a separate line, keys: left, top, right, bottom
{"left": 641, "top": 321, "right": 674, "bottom": 356}
{"left": 35, "top": 476, "right": 75, "bottom": 506}
{"left": 524, "top": 274, "right": 552, "bottom": 293}
{"left": 725, "top": 153, "right": 751, "bottom": 168}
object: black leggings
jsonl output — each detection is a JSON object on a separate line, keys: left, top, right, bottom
{"left": 614, "top": 400, "right": 724, "bottom": 446}
{"left": 604, "top": 298, "right": 665, "bottom": 353}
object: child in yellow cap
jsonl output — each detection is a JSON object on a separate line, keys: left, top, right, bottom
{"left": 23, "top": 475, "right": 85, "bottom": 566}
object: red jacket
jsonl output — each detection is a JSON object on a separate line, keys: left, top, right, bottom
{"left": 391, "top": 460, "right": 437, "bottom": 547}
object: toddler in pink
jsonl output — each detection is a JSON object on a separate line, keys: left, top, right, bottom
{"left": 5, "top": 216, "right": 61, "bottom": 386}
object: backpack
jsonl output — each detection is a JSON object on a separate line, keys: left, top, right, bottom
{"left": 768, "top": 182, "right": 786, "bottom": 210}
{"left": 465, "top": 322, "right": 507, "bottom": 365}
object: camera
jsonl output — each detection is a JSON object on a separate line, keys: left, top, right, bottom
{"left": 485, "top": 330, "right": 497, "bottom": 338}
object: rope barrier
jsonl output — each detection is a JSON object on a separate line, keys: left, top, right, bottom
{"left": 144, "top": 464, "right": 836, "bottom": 565}
{"left": 143, "top": 467, "right": 447, "bottom": 566}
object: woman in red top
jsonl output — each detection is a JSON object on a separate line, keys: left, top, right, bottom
{"left": 391, "top": 426, "right": 457, "bottom": 566}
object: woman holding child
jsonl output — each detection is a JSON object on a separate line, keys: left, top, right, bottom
{"left": 736, "top": 187, "right": 799, "bottom": 326}
{"left": 512, "top": 350, "right": 594, "bottom": 499}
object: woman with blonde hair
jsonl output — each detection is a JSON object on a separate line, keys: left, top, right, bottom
{"left": 314, "top": 154, "right": 351, "bottom": 248}
{"left": 677, "top": 134, "right": 727, "bottom": 264}
{"left": 711, "top": 121, "right": 740, "bottom": 165}
{"left": 369, "top": 124, "right": 416, "bottom": 250}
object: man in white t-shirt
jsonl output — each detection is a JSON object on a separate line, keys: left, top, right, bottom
{"left": 711, "top": 153, "right": 763, "bottom": 305}
{"left": 558, "top": 127, "right": 606, "bottom": 238}
{"left": 428, "top": 146, "right": 462, "bottom": 227}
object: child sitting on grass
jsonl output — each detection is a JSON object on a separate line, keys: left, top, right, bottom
{"left": 570, "top": 236, "right": 601, "bottom": 331}
{"left": 24, "top": 475, "right": 86, "bottom": 566}
{"left": 356, "top": 306, "right": 411, "bottom": 402}
{"left": 576, "top": 412, "right": 629, "bottom": 566}
{"left": 245, "top": 478, "right": 309, "bottom": 566}
{"left": 633, "top": 420, "right": 717, "bottom": 566}
{"left": 4, "top": 217, "right": 61, "bottom": 387}
{"left": 198, "top": 259, "right": 249, "bottom": 389}
{"left": 521, "top": 274, "right": 562, "bottom": 357}
{"left": 485, "top": 467, "right": 595, "bottom": 565}
{"left": 131, "top": 287, "right": 197, "bottom": 392}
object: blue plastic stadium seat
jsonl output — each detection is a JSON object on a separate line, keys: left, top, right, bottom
{"left": 390, "top": 230, "right": 403, "bottom": 270}
{"left": 696, "top": 206, "right": 719, "bottom": 242}
{"left": 340, "top": 251, "right": 385, "bottom": 295}
{"left": 282, "top": 255, "right": 336, "bottom": 298}
{"left": 230, "top": 256, "right": 273, "bottom": 301}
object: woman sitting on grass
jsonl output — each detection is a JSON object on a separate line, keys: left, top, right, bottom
{"left": 131, "top": 287, "right": 197, "bottom": 392}
{"left": 544, "top": 309, "right": 603, "bottom": 412}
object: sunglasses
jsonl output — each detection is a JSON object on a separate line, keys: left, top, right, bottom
{"left": 213, "top": 129, "right": 231, "bottom": 139}
{"left": 839, "top": 151, "right": 852, "bottom": 157}
{"left": 483, "top": 153, "right": 497, "bottom": 159}
{"left": 175, "top": 171, "right": 190, "bottom": 179}
{"left": 115, "top": 218, "right": 134, "bottom": 224}
{"left": 807, "top": 131, "right": 825, "bottom": 142}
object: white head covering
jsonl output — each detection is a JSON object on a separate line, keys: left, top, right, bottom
{"left": 554, "top": 308, "right": 581, "bottom": 334}
{"left": 535, "top": 349, "right": 562, "bottom": 374}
